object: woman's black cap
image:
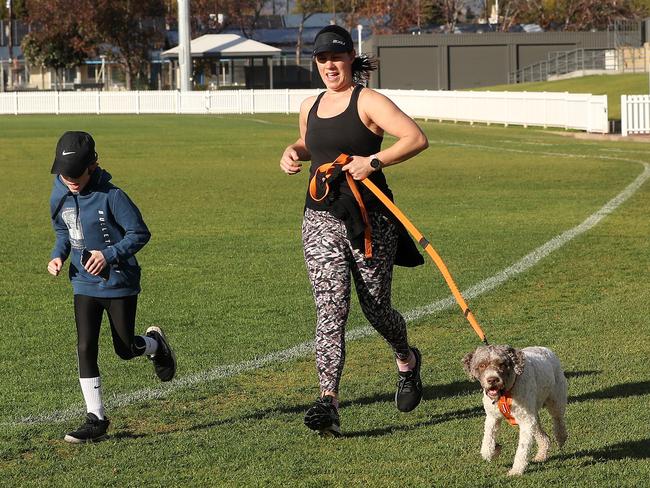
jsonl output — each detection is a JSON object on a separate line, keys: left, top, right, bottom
{"left": 50, "top": 131, "right": 98, "bottom": 178}
{"left": 313, "top": 25, "right": 354, "bottom": 55}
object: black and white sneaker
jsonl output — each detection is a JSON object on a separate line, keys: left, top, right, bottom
{"left": 304, "top": 395, "right": 341, "bottom": 437}
{"left": 145, "top": 326, "right": 177, "bottom": 382}
{"left": 64, "top": 413, "right": 110, "bottom": 444}
{"left": 395, "top": 347, "right": 423, "bottom": 412}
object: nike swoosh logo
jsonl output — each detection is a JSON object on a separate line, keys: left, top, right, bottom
{"left": 62, "top": 151, "right": 76, "bottom": 156}
{"left": 94, "top": 385, "right": 100, "bottom": 389}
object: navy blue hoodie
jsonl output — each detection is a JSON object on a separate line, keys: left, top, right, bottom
{"left": 50, "top": 167, "right": 151, "bottom": 298}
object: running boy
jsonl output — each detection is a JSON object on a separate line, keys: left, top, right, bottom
{"left": 47, "top": 131, "right": 176, "bottom": 443}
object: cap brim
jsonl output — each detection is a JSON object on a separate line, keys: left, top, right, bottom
{"left": 313, "top": 44, "right": 351, "bottom": 56}
{"left": 51, "top": 159, "right": 86, "bottom": 178}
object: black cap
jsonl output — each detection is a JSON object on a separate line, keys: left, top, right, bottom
{"left": 50, "top": 131, "right": 98, "bottom": 178}
{"left": 313, "top": 25, "right": 354, "bottom": 56}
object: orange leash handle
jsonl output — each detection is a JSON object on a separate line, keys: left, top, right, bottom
{"left": 308, "top": 154, "right": 373, "bottom": 258}
{"left": 361, "top": 177, "right": 488, "bottom": 344}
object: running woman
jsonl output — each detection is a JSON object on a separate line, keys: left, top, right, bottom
{"left": 47, "top": 131, "right": 176, "bottom": 443}
{"left": 279, "top": 25, "right": 429, "bottom": 436}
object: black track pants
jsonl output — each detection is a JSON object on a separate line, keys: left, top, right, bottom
{"left": 74, "top": 294, "right": 144, "bottom": 378}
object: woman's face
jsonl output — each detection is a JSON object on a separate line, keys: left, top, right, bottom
{"left": 314, "top": 50, "right": 355, "bottom": 91}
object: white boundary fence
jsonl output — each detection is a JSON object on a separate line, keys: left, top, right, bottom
{"left": 0, "top": 89, "right": 609, "bottom": 133}
{"left": 621, "top": 95, "right": 650, "bottom": 136}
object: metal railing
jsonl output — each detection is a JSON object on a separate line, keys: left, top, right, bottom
{"left": 508, "top": 48, "right": 617, "bottom": 84}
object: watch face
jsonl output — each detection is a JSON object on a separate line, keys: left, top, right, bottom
{"left": 371, "top": 158, "right": 381, "bottom": 169}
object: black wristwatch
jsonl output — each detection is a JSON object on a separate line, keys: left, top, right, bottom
{"left": 370, "top": 155, "right": 383, "bottom": 171}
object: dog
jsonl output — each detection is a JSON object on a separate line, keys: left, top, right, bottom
{"left": 462, "top": 345, "right": 568, "bottom": 476}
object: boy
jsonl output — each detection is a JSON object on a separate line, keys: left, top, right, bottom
{"left": 48, "top": 131, "right": 176, "bottom": 443}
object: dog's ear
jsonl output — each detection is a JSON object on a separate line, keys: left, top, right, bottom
{"left": 462, "top": 352, "right": 476, "bottom": 380}
{"left": 506, "top": 347, "right": 525, "bottom": 375}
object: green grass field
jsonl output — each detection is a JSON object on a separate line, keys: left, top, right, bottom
{"left": 0, "top": 115, "right": 648, "bottom": 487}
{"left": 476, "top": 73, "right": 650, "bottom": 119}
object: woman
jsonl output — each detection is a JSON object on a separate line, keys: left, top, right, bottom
{"left": 48, "top": 131, "right": 176, "bottom": 443}
{"left": 279, "top": 25, "right": 429, "bottom": 436}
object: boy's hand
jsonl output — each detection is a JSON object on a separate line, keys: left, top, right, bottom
{"left": 47, "top": 257, "right": 63, "bottom": 276}
{"left": 84, "top": 250, "right": 107, "bottom": 276}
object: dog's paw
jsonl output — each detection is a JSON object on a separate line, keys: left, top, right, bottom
{"left": 532, "top": 451, "right": 548, "bottom": 462}
{"left": 480, "top": 444, "right": 501, "bottom": 461}
{"left": 507, "top": 468, "right": 524, "bottom": 476}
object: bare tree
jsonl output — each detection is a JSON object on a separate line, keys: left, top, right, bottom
{"left": 358, "top": 0, "right": 427, "bottom": 34}
{"left": 503, "top": 0, "right": 648, "bottom": 31}
{"left": 438, "top": 0, "right": 464, "bottom": 32}
{"left": 293, "top": 0, "right": 328, "bottom": 64}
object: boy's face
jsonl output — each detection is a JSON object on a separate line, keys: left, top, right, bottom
{"left": 60, "top": 162, "right": 98, "bottom": 193}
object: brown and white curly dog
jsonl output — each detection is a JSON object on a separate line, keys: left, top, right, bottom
{"left": 462, "top": 345, "right": 568, "bottom": 476}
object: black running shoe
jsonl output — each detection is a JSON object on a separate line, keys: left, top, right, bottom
{"left": 145, "top": 326, "right": 177, "bottom": 382}
{"left": 64, "top": 413, "right": 110, "bottom": 444}
{"left": 304, "top": 395, "right": 341, "bottom": 437}
{"left": 395, "top": 347, "right": 423, "bottom": 412}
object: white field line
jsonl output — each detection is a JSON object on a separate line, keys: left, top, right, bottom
{"left": 8, "top": 143, "right": 650, "bottom": 426}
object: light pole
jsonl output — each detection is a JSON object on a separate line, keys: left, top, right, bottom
{"left": 357, "top": 24, "right": 363, "bottom": 55}
{"left": 177, "top": 0, "right": 192, "bottom": 91}
{"left": 5, "top": 0, "right": 13, "bottom": 89}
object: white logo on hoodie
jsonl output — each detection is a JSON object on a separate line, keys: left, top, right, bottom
{"left": 61, "top": 207, "right": 85, "bottom": 249}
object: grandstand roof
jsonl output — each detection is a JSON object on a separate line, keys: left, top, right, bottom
{"left": 162, "top": 34, "right": 281, "bottom": 59}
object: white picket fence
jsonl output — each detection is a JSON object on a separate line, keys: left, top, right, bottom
{"left": 621, "top": 95, "right": 650, "bottom": 136}
{"left": 381, "top": 90, "right": 608, "bottom": 133}
{"left": 0, "top": 89, "right": 609, "bottom": 133}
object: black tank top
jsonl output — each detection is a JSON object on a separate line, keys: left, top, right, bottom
{"left": 304, "top": 85, "right": 391, "bottom": 212}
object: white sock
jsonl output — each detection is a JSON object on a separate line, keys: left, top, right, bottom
{"left": 79, "top": 376, "right": 105, "bottom": 419}
{"left": 139, "top": 335, "right": 158, "bottom": 355}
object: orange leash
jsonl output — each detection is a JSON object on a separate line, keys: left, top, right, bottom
{"left": 308, "top": 153, "right": 488, "bottom": 344}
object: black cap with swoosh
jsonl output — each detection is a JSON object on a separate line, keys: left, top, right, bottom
{"left": 50, "top": 131, "right": 98, "bottom": 178}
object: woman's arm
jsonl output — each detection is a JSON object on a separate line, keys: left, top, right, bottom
{"left": 343, "top": 89, "right": 429, "bottom": 180}
{"left": 280, "top": 96, "right": 316, "bottom": 175}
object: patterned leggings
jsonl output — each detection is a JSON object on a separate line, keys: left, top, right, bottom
{"left": 302, "top": 207, "right": 410, "bottom": 394}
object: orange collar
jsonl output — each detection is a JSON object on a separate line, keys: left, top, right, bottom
{"left": 497, "top": 390, "right": 517, "bottom": 426}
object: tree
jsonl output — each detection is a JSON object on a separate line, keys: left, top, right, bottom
{"left": 437, "top": 0, "right": 464, "bottom": 32}
{"left": 1, "top": 0, "right": 28, "bottom": 19}
{"left": 293, "top": 0, "right": 327, "bottom": 64}
{"left": 92, "top": 0, "right": 166, "bottom": 90}
{"left": 501, "top": 0, "right": 648, "bottom": 31}
{"left": 21, "top": 0, "right": 96, "bottom": 89}
{"left": 189, "top": 0, "right": 271, "bottom": 38}
{"left": 357, "top": 0, "right": 467, "bottom": 34}
{"left": 357, "top": 0, "right": 424, "bottom": 34}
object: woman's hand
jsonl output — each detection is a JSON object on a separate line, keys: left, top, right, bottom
{"left": 84, "top": 250, "right": 107, "bottom": 276}
{"left": 280, "top": 145, "right": 303, "bottom": 175}
{"left": 342, "top": 155, "right": 375, "bottom": 181}
{"left": 47, "top": 257, "right": 63, "bottom": 276}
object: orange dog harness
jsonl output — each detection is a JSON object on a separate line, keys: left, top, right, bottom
{"left": 497, "top": 392, "right": 517, "bottom": 426}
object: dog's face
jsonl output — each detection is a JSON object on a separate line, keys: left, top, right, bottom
{"left": 462, "top": 345, "right": 525, "bottom": 400}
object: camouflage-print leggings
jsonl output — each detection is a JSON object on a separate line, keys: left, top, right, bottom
{"left": 302, "top": 207, "right": 410, "bottom": 394}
